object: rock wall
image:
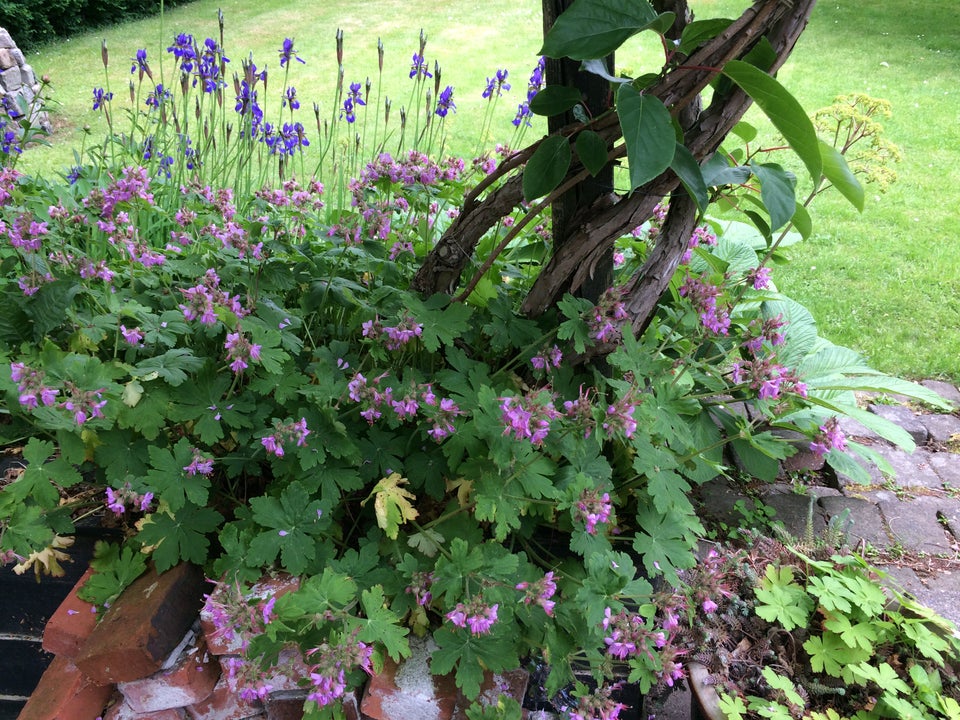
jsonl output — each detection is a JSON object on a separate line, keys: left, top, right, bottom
{"left": 0, "top": 27, "right": 52, "bottom": 134}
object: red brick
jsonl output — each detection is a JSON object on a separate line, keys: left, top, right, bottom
{"left": 103, "top": 695, "right": 186, "bottom": 720}
{"left": 17, "top": 655, "right": 114, "bottom": 720}
{"left": 264, "top": 690, "right": 360, "bottom": 720}
{"left": 42, "top": 567, "right": 100, "bottom": 659}
{"left": 452, "top": 669, "right": 529, "bottom": 720}
{"left": 75, "top": 562, "right": 207, "bottom": 684}
{"left": 264, "top": 691, "right": 306, "bottom": 720}
{"left": 360, "top": 637, "right": 459, "bottom": 720}
{"left": 201, "top": 574, "right": 300, "bottom": 656}
{"left": 119, "top": 635, "right": 220, "bottom": 712}
{"left": 185, "top": 674, "right": 262, "bottom": 720}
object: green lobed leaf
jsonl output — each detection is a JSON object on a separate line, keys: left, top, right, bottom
{"left": 540, "top": 0, "right": 660, "bottom": 60}
{"left": 522, "top": 135, "right": 572, "bottom": 202}
{"left": 138, "top": 503, "right": 223, "bottom": 572}
{"left": 359, "top": 585, "right": 411, "bottom": 662}
{"left": 134, "top": 348, "right": 204, "bottom": 387}
{"left": 722, "top": 60, "right": 822, "bottom": 183}
{"left": 616, "top": 86, "right": 675, "bottom": 192}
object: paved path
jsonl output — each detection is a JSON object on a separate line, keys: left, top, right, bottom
{"left": 655, "top": 379, "right": 960, "bottom": 720}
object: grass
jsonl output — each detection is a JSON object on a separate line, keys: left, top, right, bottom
{"left": 14, "top": 0, "right": 960, "bottom": 382}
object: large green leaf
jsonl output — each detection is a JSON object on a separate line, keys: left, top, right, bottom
{"left": 678, "top": 18, "right": 734, "bottom": 56}
{"left": 617, "top": 86, "right": 675, "bottom": 191}
{"left": 722, "top": 60, "right": 822, "bottom": 183}
{"left": 530, "top": 85, "right": 583, "bottom": 117}
{"left": 820, "top": 140, "right": 864, "bottom": 211}
{"left": 670, "top": 143, "right": 709, "bottom": 212}
{"left": 762, "top": 297, "right": 818, "bottom": 368}
{"left": 749, "top": 162, "right": 796, "bottom": 231}
{"left": 523, "top": 135, "right": 572, "bottom": 202}
{"left": 540, "top": 0, "right": 663, "bottom": 60}
{"left": 576, "top": 130, "right": 610, "bottom": 177}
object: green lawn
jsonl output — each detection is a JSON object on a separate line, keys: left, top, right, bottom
{"left": 15, "top": 0, "right": 960, "bottom": 381}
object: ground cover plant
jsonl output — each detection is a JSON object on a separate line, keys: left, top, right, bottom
{"left": 682, "top": 536, "right": 960, "bottom": 720}
{"left": 1, "top": 0, "right": 957, "bottom": 718}
{"left": 12, "top": 0, "right": 960, "bottom": 381}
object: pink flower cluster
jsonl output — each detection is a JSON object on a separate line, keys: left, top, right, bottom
{"left": 564, "top": 684, "right": 628, "bottom": 720}
{"left": 575, "top": 488, "right": 613, "bottom": 535}
{"left": 183, "top": 447, "right": 215, "bottom": 476}
{"left": 405, "top": 571, "right": 435, "bottom": 607}
{"left": 11, "top": 363, "right": 106, "bottom": 426}
{"left": 10, "top": 362, "right": 58, "bottom": 409}
{"left": 361, "top": 315, "right": 424, "bottom": 351}
{"left": 730, "top": 357, "right": 807, "bottom": 401}
{"left": 60, "top": 382, "right": 108, "bottom": 425}
{"left": 446, "top": 596, "right": 499, "bottom": 636}
{"left": 741, "top": 315, "right": 787, "bottom": 355}
{"left": 105, "top": 483, "right": 154, "bottom": 515}
{"left": 224, "top": 329, "right": 262, "bottom": 374}
{"left": 500, "top": 392, "right": 561, "bottom": 446}
{"left": 346, "top": 374, "right": 462, "bottom": 441}
{"left": 530, "top": 345, "right": 563, "bottom": 372}
{"left": 98, "top": 165, "right": 155, "bottom": 217}
{"left": 602, "top": 396, "right": 638, "bottom": 439}
{"left": 681, "top": 224, "right": 717, "bottom": 264}
{"left": 261, "top": 417, "right": 311, "bottom": 457}
{"left": 679, "top": 271, "right": 730, "bottom": 335}
{"left": 3, "top": 211, "right": 48, "bottom": 251}
{"left": 810, "top": 416, "right": 847, "bottom": 459}
{"left": 178, "top": 268, "right": 249, "bottom": 325}
{"left": 589, "top": 288, "right": 631, "bottom": 344}
{"left": 601, "top": 607, "right": 666, "bottom": 661}
{"left": 515, "top": 571, "right": 557, "bottom": 616}
{"left": 306, "top": 635, "right": 373, "bottom": 707}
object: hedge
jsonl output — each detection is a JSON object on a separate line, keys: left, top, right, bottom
{"left": 0, "top": 0, "right": 198, "bottom": 53}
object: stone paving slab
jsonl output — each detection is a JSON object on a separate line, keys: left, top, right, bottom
{"left": 878, "top": 495, "right": 955, "bottom": 555}
{"left": 930, "top": 453, "right": 960, "bottom": 489}
{"left": 868, "top": 404, "right": 930, "bottom": 444}
{"left": 921, "top": 380, "right": 960, "bottom": 408}
{"left": 871, "top": 445, "right": 942, "bottom": 490}
{"left": 818, "top": 496, "right": 889, "bottom": 548}
{"left": 760, "top": 486, "right": 827, "bottom": 538}
{"left": 922, "top": 414, "right": 960, "bottom": 443}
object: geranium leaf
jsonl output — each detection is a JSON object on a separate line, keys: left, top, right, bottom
{"left": 138, "top": 504, "right": 223, "bottom": 572}
{"left": 359, "top": 586, "right": 411, "bottom": 662}
{"left": 364, "top": 473, "right": 419, "bottom": 540}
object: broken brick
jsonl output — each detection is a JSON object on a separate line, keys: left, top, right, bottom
{"left": 119, "top": 635, "right": 220, "bottom": 712}
{"left": 42, "top": 567, "right": 99, "bottom": 659}
{"left": 17, "top": 655, "right": 114, "bottom": 720}
{"left": 75, "top": 563, "right": 207, "bottom": 684}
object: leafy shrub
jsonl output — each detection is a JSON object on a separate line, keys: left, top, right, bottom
{"left": 0, "top": 0, "right": 197, "bottom": 52}
{"left": 0, "top": 2, "right": 950, "bottom": 718}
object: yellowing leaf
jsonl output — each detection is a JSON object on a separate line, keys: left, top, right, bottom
{"left": 13, "top": 535, "right": 75, "bottom": 579}
{"left": 364, "top": 473, "right": 419, "bottom": 540}
{"left": 122, "top": 379, "right": 144, "bottom": 407}
{"left": 446, "top": 477, "right": 473, "bottom": 508}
